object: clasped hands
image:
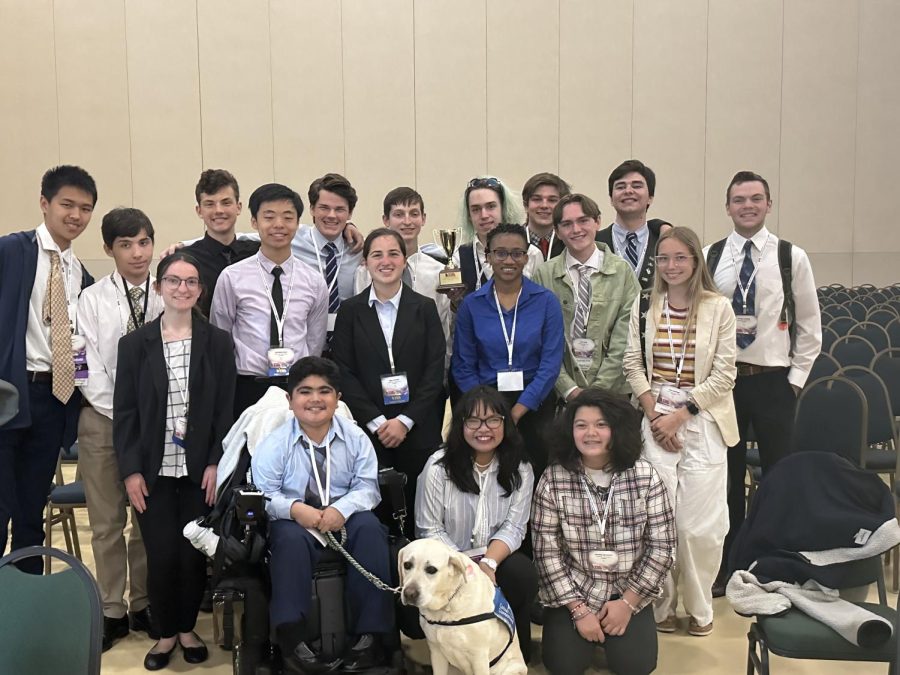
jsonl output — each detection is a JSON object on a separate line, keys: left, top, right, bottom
{"left": 574, "top": 599, "right": 633, "bottom": 643}
{"left": 291, "top": 502, "right": 346, "bottom": 533}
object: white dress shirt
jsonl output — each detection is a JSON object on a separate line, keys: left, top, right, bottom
{"left": 26, "top": 223, "right": 84, "bottom": 372}
{"left": 76, "top": 272, "right": 165, "bottom": 418}
{"left": 704, "top": 226, "right": 821, "bottom": 388}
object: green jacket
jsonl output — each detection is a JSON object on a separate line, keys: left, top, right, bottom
{"left": 532, "top": 243, "right": 639, "bottom": 398}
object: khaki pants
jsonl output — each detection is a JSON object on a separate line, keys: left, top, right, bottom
{"left": 79, "top": 405, "right": 149, "bottom": 618}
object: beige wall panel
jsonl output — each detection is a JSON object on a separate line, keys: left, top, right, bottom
{"left": 0, "top": 0, "right": 59, "bottom": 233}
{"left": 54, "top": 0, "right": 132, "bottom": 270}
{"left": 704, "top": 0, "right": 782, "bottom": 238}
{"left": 341, "top": 0, "right": 415, "bottom": 232}
{"left": 852, "top": 253, "right": 900, "bottom": 288}
{"left": 807, "top": 253, "right": 852, "bottom": 287}
{"left": 125, "top": 0, "right": 203, "bottom": 245}
{"left": 270, "top": 0, "right": 344, "bottom": 198}
{"left": 415, "top": 0, "right": 487, "bottom": 235}
{"left": 197, "top": 0, "right": 273, "bottom": 233}
{"left": 632, "top": 0, "right": 707, "bottom": 236}
{"left": 779, "top": 0, "right": 857, "bottom": 253}
{"left": 486, "top": 0, "right": 560, "bottom": 196}
{"left": 853, "top": 0, "right": 900, "bottom": 254}
{"left": 559, "top": 0, "right": 632, "bottom": 204}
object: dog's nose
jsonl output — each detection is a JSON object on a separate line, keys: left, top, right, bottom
{"left": 402, "top": 586, "right": 420, "bottom": 605}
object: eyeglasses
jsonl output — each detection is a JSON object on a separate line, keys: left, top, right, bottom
{"left": 160, "top": 275, "right": 201, "bottom": 290}
{"left": 467, "top": 177, "right": 501, "bottom": 190}
{"left": 654, "top": 255, "right": 694, "bottom": 266}
{"left": 488, "top": 249, "right": 527, "bottom": 261}
{"left": 464, "top": 415, "right": 504, "bottom": 430}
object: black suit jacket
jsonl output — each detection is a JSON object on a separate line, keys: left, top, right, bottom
{"left": 595, "top": 219, "right": 668, "bottom": 290}
{"left": 332, "top": 285, "right": 446, "bottom": 454}
{"left": 113, "top": 315, "right": 236, "bottom": 489}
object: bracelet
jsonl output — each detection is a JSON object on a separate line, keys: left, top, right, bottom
{"left": 649, "top": 413, "right": 662, "bottom": 422}
{"left": 571, "top": 609, "right": 592, "bottom": 623}
{"left": 621, "top": 597, "right": 639, "bottom": 615}
{"left": 568, "top": 601, "right": 587, "bottom": 618}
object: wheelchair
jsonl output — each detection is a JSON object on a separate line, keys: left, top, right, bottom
{"left": 206, "top": 444, "right": 412, "bottom": 675}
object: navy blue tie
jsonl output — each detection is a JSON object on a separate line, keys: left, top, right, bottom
{"left": 624, "top": 232, "right": 639, "bottom": 269}
{"left": 301, "top": 438, "right": 328, "bottom": 508}
{"left": 733, "top": 241, "right": 756, "bottom": 348}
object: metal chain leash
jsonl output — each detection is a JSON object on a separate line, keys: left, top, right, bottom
{"left": 324, "top": 528, "right": 401, "bottom": 595}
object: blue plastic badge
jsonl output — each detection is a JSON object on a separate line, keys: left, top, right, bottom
{"left": 493, "top": 587, "right": 516, "bottom": 637}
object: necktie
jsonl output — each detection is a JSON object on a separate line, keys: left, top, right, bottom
{"left": 539, "top": 237, "right": 550, "bottom": 259}
{"left": 732, "top": 241, "right": 757, "bottom": 348}
{"left": 624, "top": 232, "right": 639, "bottom": 269}
{"left": 126, "top": 286, "right": 145, "bottom": 333}
{"left": 222, "top": 246, "right": 234, "bottom": 266}
{"left": 324, "top": 243, "right": 339, "bottom": 345}
{"left": 572, "top": 264, "right": 592, "bottom": 338}
{"left": 270, "top": 266, "right": 284, "bottom": 347}
{"left": 43, "top": 252, "right": 75, "bottom": 402}
{"left": 302, "top": 438, "right": 328, "bottom": 508}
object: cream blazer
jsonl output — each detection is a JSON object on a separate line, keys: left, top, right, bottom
{"left": 623, "top": 291, "right": 739, "bottom": 446}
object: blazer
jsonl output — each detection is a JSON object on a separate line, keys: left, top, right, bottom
{"left": 113, "top": 315, "right": 236, "bottom": 490}
{"left": 0, "top": 230, "right": 93, "bottom": 444}
{"left": 532, "top": 243, "right": 640, "bottom": 397}
{"left": 595, "top": 219, "right": 669, "bottom": 291}
{"left": 622, "top": 291, "right": 739, "bottom": 446}
{"left": 332, "top": 285, "right": 447, "bottom": 453}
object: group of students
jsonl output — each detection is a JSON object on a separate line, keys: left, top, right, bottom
{"left": 0, "top": 159, "right": 822, "bottom": 674}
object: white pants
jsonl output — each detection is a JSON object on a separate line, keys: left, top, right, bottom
{"left": 641, "top": 412, "right": 728, "bottom": 626}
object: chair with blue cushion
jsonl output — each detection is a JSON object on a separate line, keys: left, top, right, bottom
{"left": 44, "top": 449, "right": 87, "bottom": 574}
{"left": 0, "top": 546, "right": 103, "bottom": 675}
{"left": 831, "top": 335, "right": 878, "bottom": 369}
{"left": 868, "top": 308, "right": 900, "bottom": 330}
{"left": 845, "top": 300, "right": 869, "bottom": 323}
{"left": 0, "top": 379, "right": 18, "bottom": 426}
{"left": 850, "top": 322, "right": 892, "bottom": 354}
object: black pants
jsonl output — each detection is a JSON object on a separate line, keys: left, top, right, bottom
{"left": 135, "top": 476, "right": 210, "bottom": 638}
{"left": 722, "top": 369, "right": 796, "bottom": 571}
{"left": 500, "top": 391, "right": 556, "bottom": 484}
{"left": 234, "top": 375, "right": 288, "bottom": 419}
{"left": 375, "top": 443, "right": 435, "bottom": 540}
{"left": 542, "top": 605, "right": 657, "bottom": 675}
{"left": 0, "top": 380, "right": 69, "bottom": 574}
{"left": 495, "top": 552, "right": 539, "bottom": 663}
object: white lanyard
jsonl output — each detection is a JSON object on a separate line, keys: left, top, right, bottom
{"left": 470, "top": 466, "right": 491, "bottom": 547}
{"left": 375, "top": 299, "right": 399, "bottom": 374}
{"left": 407, "top": 255, "right": 418, "bottom": 287}
{"left": 527, "top": 226, "right": 555, "bottom": 260}
{"left": 582, "top": 475, "right": 615, "bottom": 546}
{"left": 472, "top": 245, "right": 487, "bottom": 289}
{"left": 729, "top": 234, "right": 769, "bottom": 313}
{"left": 306, "top": 432, "right": 331, "bottom": 507}
{"left": 493, "top": 287, "right": 522, "bottom": 368}
{"left": 162, "top": 335, "right": 190, "bottom": 416}
{"left": 663, "top": 295, "right": 691, "bottom": 387}
{"left": 256, "top": 258, "right": 296, "bottom": 346}
{"left": 311, "top": 230, "right": 343, "bottom": 296}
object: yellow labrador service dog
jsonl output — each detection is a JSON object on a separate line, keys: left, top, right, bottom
{"left": 398, "top": 539, "right": 527, "bottom": 675}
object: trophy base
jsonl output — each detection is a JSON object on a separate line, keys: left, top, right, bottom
{"left": 437, "top": 267, "right": 466, "bottom": 291}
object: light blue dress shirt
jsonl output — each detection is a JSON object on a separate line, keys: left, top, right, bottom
{"left": 611, "top": 222, "right": 650, "bottom": 272}
{"left": 291, "top": 225, "right": 363, "bottom": 303}
{"left": 251, "top": 414, "right": 381, "bottom": 521}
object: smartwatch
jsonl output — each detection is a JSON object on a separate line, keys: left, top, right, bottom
{"left": 481, "top": 557, "right": 498, "bottom": 572}
{"left": 686, "top": 399, "right": 700, "bottom": 416}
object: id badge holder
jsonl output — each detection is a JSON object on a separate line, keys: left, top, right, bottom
{"left": 497, "top": 369, "right": 524, "bottom": 392}
{"left": 589, "top": 549, "right": 619, "bottom": 572}
{"left": 654, "top": 383, "right": 688, "bottom": 415}
{"left": 380, "top": 372, "right": 410, "bottom": 405}
{"left": 172, "top": 417, "right": 188, "bottom": 448}
{"left": 462, "top": 546, "right": 487, "bottom": 562}
{"left": 71, "top": 335, "right": 88, "bottom": 387}
{"left": 735, "top": 314, "right": 758, "bottom": 340}
{"left": 572, "top": 337, "right": 596, "bottom": 372}
{"left": 267, "top": 347, "right": 295, "bottom": 377}
{"left": 327, "top": 313, "right": 337, "bottom": 332}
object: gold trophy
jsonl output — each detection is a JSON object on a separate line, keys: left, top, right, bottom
{"left": 434, "top": 228, "right": 465, "bottom": 290}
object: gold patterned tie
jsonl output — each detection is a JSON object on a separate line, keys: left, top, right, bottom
{"left": 43, "top": 251, "right": 75, "bottom": 402}
{"left": 126, "top": 285, "right": 145, "bottom": 333}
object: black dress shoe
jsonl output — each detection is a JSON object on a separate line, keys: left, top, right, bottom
{"left": 102, "top": 615, "right": 131, "bottom": 652}
{"left": 130, "top": 607, "right": 160, "bottom": 639}
{"left": 283, "top": 641, "right": 342, "bottom": 674}
{"left": 144, "top": 641, "right": 177, "bottom": 671}
{"left": 342, "top": 634, "right": 385, "bottom": 672}
{"left": 179, "top": 632, "right": 209, "bottom": 664}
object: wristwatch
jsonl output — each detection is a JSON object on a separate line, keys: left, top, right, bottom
{"left": 480, "top": 557, "right": 498, "bottom": 572}
{"left": 686, "top": 399, "right": 700, "bottom": 416}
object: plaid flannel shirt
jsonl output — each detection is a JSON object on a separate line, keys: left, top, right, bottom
{"left": 532, "top": 459, "right": 676, "bottom": 613}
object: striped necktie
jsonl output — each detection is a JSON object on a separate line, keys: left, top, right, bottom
{"left": 572, "top": 264, "right": 592, "bottom": 338}
{"left": 324, "top": 243, "right": 340, "bottom": 314}
{"left": 43, "top": 251, "right": 75, "bottom": 402}
{"left": 301, "top": 438, "right": 328, "bottom": 508}
{"left": 624, "top": 232, "right": 639, "bottom": 269}
{"left": 733, "top": 240, "right": 757, "bottom": 348}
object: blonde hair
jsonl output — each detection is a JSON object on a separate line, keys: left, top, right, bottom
{"left": 652, "top": 226, "right": 719, "bottom": 333}
{"left": 456, "top": 176, "right": 525, "bottom": 242}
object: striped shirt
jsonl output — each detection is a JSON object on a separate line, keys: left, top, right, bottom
{"left": 160, "top": 338, "right": 190, "bottom": 478}
{"left": 651, "top": 303, "right": 696, "bottom": 387}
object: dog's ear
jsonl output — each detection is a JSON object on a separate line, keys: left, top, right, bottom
{"left": 448, "top": 551, "right": 469, "bottom": 584}
{"left": 398, "top": 548, "right": 408, "bottom": 586}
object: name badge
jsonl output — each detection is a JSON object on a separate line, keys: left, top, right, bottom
{"left": 172, "top": 416, "right": 188, "bottom": 448}
{"left": 267, "top": 347, "right": 295, "bottom": 377}
{"left": 735, "top": 314, "right": 758, "bottom": 339}
{"left": 462, "top": 546, "right": 487, "bottom": 562}
{"left": 327, "top": 313, "right": 337, "bottom": 332}
{"left": 654, "top": 383, "right": 688, "bottom": 414}
{"left": 380, "top": 372, "right": 410, "bottom": 405}
{"left": 71, "top": 335, "right": 88, "bottom": 387}
{"left": 496, "top": 369, "right": 524, "bottom": 392}
{"left": 589, "top": 549, "right": 619, "bottom": 572}
{"left": 572, "top": 337, "right": 596, "bottom": 372}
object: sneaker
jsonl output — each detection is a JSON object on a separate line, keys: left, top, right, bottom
{"left": 656, "top": 615, "right": 677, "bottom": 633}
{"left": 688, "top": 617, "right": 713, "bottom": 636}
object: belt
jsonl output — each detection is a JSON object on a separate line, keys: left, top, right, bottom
{"left": 26, "top": 370, "right": 53, "bottom": 384}
{"left": 736, "top": 363, "right": 788, "bottom": 377}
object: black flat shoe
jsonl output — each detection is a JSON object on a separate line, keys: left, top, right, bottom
{"left": 179, "top": 632, "right": 209, "bottom": 664}
{"left": 102, "top": 615, "right": 130, "bottom": 652}
{"left": 144, "top": 641, "right": 177, "bottom": 671}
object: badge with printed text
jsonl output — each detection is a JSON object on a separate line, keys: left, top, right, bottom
{"left": 735, "top": 314, "right": 758, "bottom": 340}
{"left": 496, "top": 369, "right": 524, "bottom": 392}
{"left": 267, "top": 347, "right": 295, "bottom": 377}
{"left": 172, "top": 416, "right": 188, "bottom": 448}
{"left": 72, "top": 335, "right": 88, "bottom": 387}
{"left": 589, "top": 549, "right": 619, "bottom": 572}
{"left": 654, "top": 383, "right": 688, "bottom": 415}
{"left": 381, "top": 372, "right": 410, "bottom": 405}
{"left": 572, "top": 337, "right": 596, "bottom": 372}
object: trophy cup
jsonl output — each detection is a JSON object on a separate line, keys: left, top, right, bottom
{"left": 434, "top": 228, "right": 465, "bottom": 290}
